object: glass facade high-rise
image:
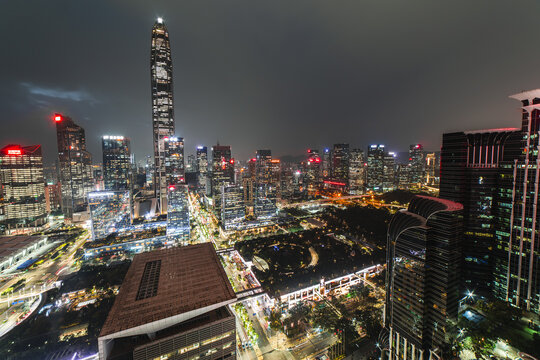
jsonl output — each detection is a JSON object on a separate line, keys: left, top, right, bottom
{"left": 332, "top": 143, "right": 350, "bottom": 185}
{"left": 167, "top": 184, "right": 190, "bottom": 244}
{"left": 305, "top": 149, "right": 321, "bottom": 195}
{"left": 151, "top": 18, "right": 175, "bottom": 213}
{"left": 255, "top": 150, "right": 272, "bottom": 185}
{"left": 367, "top": 144, "right": 385, "bottom": 192}
{"left": 440, "top": 130, "right": 513, "bottom": 294}
{"left": 164, "top": 136, "right": 185, "bottom": 186}
{"left": 221, "top": 184, "right": 245, "bottom": 231}
{"left": 439, "top": 89, "right": 540, "bottom": 314}
{"left": 196, "top": 146, "right": 208, "bottom": 194}
{"left": 102, "top": 135, "right": 131, "bottom": 191}
{"left": 211, "top": 145, "right": 234, "bottom": 220}
{"left": 55, "top": 113, "right": 93, "bottom": 218}
{"left": 384, "top": 196, "right": 463, "bottom": 360}
{"left": 408, "top": 144, "right": 425, "bottom": 184}
{"left": 348, "top": 148, "right": 365, "bottom": 195}
{"left": 0, "top": 144, "right": 47, "bottom": 234}
{"left": 88, "top": 190, "right": 131, "bottom": 241}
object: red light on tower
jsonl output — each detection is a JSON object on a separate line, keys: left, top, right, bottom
{"left": 54, "top": 114, "right": 62, "bottom": 122}
{"left": 230, "top": 159, "right": 235, "bottom": 164}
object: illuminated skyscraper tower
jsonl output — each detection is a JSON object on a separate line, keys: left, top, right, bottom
{"left": 55, "top": 113, "right": 93, "bottom": 218}
{"left": 151, "top": 17, "right": 175, "bottom": 212}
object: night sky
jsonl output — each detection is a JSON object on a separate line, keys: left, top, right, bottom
{"left": 2, "top": 0, "right": 540, "bottom": 164}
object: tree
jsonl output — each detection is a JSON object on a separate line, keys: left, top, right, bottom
{"left": 269, "top": 309, "right": 282, "bottom": 332}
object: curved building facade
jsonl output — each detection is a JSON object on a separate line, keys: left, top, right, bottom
{"left": 384, "top": 196, "right": 463, "bottom": 360}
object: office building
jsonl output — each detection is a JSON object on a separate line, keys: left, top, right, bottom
{"left": 385, "top": 196, "right": 463, "bottom": 360}
{"left": 196, "top": 146, "right": 209, "bottom": 194}
{"left": 305, "top": 149, "right": 322, "bottom": 195}
{"left": 0, "top": 144, "right": 47, "bottom": 234}
{"left": 98, "top": 243, "right": 237, "bottom": 360}
{"left": 55, "top": 113, "right": 93, "bottom": 218}
{"left": 221, "top": 184, "right": 245, "bottom": 231}
{"left": 383, "top": 152, "right": 396, "bottom": 191}
{"left": 255, "top": 150, "right": 272, "bottom": 185}
{"left": 332, "top": 143, "right": 350, "bottom": 185}
{"left": 45, "top": 183, "right": 61, "bottom": 213}
{"left": 167, "top": 184, "right": 190, "bottom": 244}
{"left": 254, "top": 183, "right": 278, "bottom": 220}
{"left": 270, "top": 159, "right": 281, "bottom": 199}
{"left": 102, "top": 136, "right": 131, "bottom": 191}
{"left": 440, "top": 130, "right": 513, "bottom": 294}
{"left": 151, "top": 18, "right": 175, "bottom": 213}
{"left": 424, "top": 153, "right": 439, "bottom": 186}
{"left": 408, "top": 144, "right": 425, "bottom": 184}
{"left": 322, "top": 147, "right": 331, "bottom": 179}
{"left": 164, "top": 136, "right": 185, "bottom": 186}
{"left": 348, "top": 149, "right": 365, "bottom": 194}
{"left": 211, "top": 145, "right": 234, "bottom": 220}
{"left": 367, "top": 145, "right": 385, "bottom": 192}
{"left": 440, "top": 89, "right": 540, "bottom": 313}
{"left": 88, "top": 191, "right": 131, "bottom": 241}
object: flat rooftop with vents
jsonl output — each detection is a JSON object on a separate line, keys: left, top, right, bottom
{"left": 98, "top": 243, "right": 237, "bottom": 360}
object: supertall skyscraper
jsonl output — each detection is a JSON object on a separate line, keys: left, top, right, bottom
{"left": 55, "top": 113, "right": 93, "bottom": 218}
{"left": 102, "top": 135, "right": 131, "bottom": 191}
{"left": 151, "top": 18, "right": 175, "bottom": 212}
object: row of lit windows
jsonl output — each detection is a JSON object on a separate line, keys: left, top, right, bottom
{"left": 152, "top": 331, "right": 234, "bottom": 360}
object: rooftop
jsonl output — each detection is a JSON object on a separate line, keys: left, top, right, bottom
{"left": 0, "top": 236, "right": 45, "bottom": 261}
{"left": 509, "top": 89, "right": 540, "bottom": 101}
{"left": 99, "top": 243, "right": 236, "bottom": 338}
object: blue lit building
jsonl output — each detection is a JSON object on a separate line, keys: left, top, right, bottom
{"left": 167, "top": 184, "right": 190, "bottom": 244}
{"left": 88, "top": 191, "right": 131, "bottom": 240}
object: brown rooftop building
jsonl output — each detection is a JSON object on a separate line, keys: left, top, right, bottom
{"left": 98, "top": 243, "right": 237, "bottom": 360}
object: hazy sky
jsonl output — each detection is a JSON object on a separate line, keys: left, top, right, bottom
{"left": 2, "top": 0, "right": 540, "bottom": 164}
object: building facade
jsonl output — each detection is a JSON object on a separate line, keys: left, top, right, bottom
{"left": 440, "top": 89, "right": 540, "bottom": 314}
{"left": 167, "top": 184, "right": 190, "bottom": 244}
{"left": 0, "top": 144, "right": 47, "bottom": 234}
{"left": 55, "top": 113, "right": 93, "bottom": 218}
{"left": 102, "top": 136, "right": 131, "bottom": 191}
{"left": 196, "top": 146, "right": 208, "bottom": 194}
{"left": 332, "top": 143, "right": 350, "bottom": 186}
{"left": 211, "top": 145, "right": 234, "bottom": 220}
{"left": 384, "top": 196, "right": 463, "bottom": 360}
{"left": 348, "top": 148, "right": 365, "bottom": 195}
{"left": 221, "top": 184, "right": 245, "bottom": 231}
{"left": 151, "top": 18, "right": 175, "bottom": 213}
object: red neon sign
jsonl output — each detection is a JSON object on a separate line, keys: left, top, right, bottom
{"left": 54, "top": 114, "right": 62, "bottom": 122}
{"left": 324, "top": 180, "right": 346, "bottom": 186}
{"left": 7, "top": 149, "right": 22, "bottom": 155}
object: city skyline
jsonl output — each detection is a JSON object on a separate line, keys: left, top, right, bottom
{"left": 3, "top": 1, "right": 540, "bottom": 163}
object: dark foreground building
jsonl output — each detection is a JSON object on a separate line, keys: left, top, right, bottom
{"left": 98, "top": 243, "right": 237, "bottom": 360}
{"left": 384, "top": 196, "right": 463, "bottom": 360}
{"left": 440, "top": 89, "right": 540, "bottom": 314}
